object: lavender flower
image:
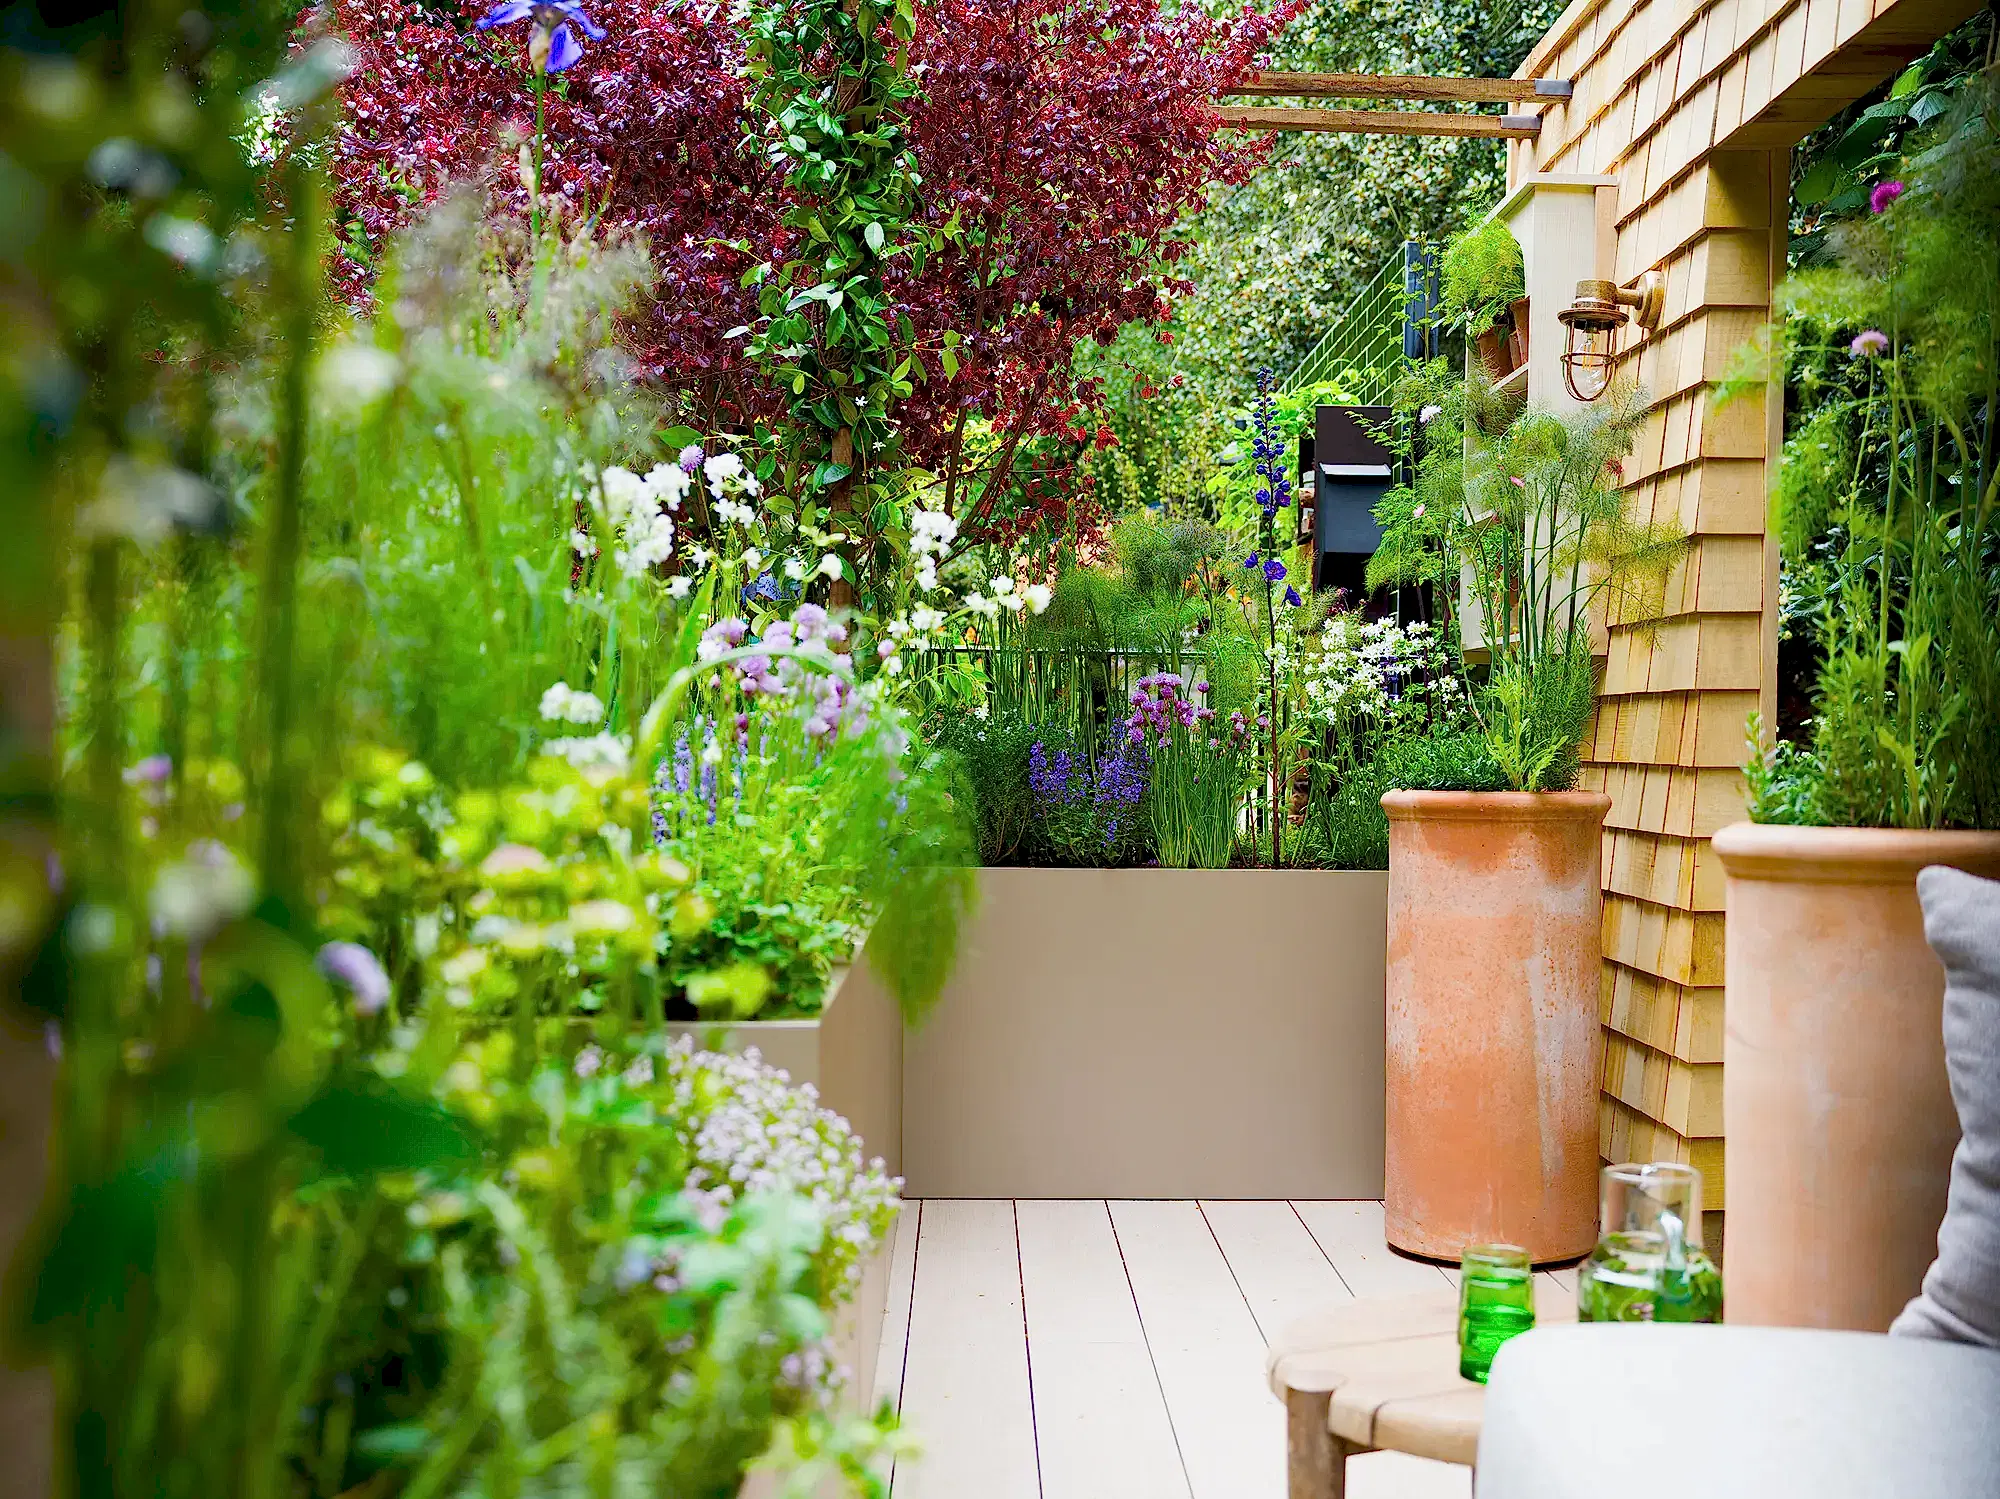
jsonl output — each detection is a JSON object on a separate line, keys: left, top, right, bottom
{"left": 672, "top": 729, "right": 693, "bottom": 794}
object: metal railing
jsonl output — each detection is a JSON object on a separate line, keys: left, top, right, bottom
{"left": 1282, "top": 241, "right": 1439, "bottom": 405}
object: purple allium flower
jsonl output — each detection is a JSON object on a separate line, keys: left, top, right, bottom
{"left": 679, "top": 444, "right": 705, "bottom": 469}
{"left": 1263, "top": 558, "right": 1287, "bottom": 583}
{"left": 1869, "top": 180, "right": 1905, "bottom": 214}
{"left": 1850, "top": 329, "right": 1890, "bottom": 359}
{"left": 476, "top": 0, "right": 605, "bottom": 73}
{"left": 317, "top": 941, "right": 390, "bottom": 1016}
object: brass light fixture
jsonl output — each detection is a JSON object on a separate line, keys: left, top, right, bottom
{"left": 1557, "top": 271, "right": 1664, "bottom": 402}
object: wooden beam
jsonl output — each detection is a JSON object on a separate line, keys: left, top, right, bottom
{"left": 1222, "top": 71, "right": 1572, "bottom": 103}
{"left": 1214, "top": 106, "right": 1543, "bottom": 138}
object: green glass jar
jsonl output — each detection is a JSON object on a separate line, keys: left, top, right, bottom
{"left": 1577, "top": 1162, "right": 1723, "bottom": 1324}
{"left": 1458, "top": 1243, "right": 1535, "bottom": 1383}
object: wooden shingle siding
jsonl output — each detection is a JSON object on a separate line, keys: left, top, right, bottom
{"left": 1510, "top": 0, "right": 1981, "bottom": 1215}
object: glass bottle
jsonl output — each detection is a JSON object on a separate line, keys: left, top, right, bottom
{"left": 1577, "top": 1162, "right": 1723, "bottom": 1323}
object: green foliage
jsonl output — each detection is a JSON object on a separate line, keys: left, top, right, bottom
{"left": 1440, "top": 219, "right": 1525, "bottom": 335}
{"left": 1789, "top": 13, "right": 1995, "bottom": 262}
{"left": 742, "top": 0, "right": 931, "bottom": 482}
{"left": 1370, "top": 383, "right": 1686, "bottom": 791}
{"left": 1154, "top": 0, "right": 1569, "bottom": 414}
{"left": 1476, "top": 646, "right": 1600, "bottom": 793}
{"left": 1380, "top": 728, "right": 1508, "bottom": 793}
{"left": 1749, "top": 76, "right": 2000, "bottom": 829}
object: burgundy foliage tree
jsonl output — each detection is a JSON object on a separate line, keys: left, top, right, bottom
{"left": 326, "top": 0, "right": 786, "bottom": 414}
{"left": 325, "top": 0, "right": 1293, "bottom": 531}
{"left": 890, "top": 0, "right": 1295, "bottom": 533}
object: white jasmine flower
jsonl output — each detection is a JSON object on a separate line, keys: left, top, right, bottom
{"left": 667, "top": 576, "right": 693, "bottom": 599}
{"left": 817, "top": 554, "right": 844, "bottom": 580}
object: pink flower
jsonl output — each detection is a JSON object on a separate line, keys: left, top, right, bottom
{"left": 1850, "top": 329, "right": 1890, "bottom": 359}
{"left": 1411, "top": 504, "right": 1426, "bottom": 519}
{"left": 1869, "top": 180, "right": 1905, "bottom": 214}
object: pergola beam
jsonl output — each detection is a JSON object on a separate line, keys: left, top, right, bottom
{"left": 1222, "top": 72, "right": 1573, "bottom": 103}
{"left": 1213, "top": 106, "right": 1543, "bottom": 138}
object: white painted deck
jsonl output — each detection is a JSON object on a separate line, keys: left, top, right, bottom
{"left": 872, "top": 1200, "right": 1579, "bottom": 1499}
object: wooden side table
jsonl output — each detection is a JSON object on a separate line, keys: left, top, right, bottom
{"left": 1266, "top": 1287, "right": 1578, "bottom": 1498}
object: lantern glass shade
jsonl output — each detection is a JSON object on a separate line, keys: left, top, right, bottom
{"left": 1558, "top": 296, "right": 1627, "bottom": 403}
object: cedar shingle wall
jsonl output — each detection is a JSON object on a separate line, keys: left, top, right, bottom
{"left": 1507, "top": 0, "right": 1983, "bottom": 1210}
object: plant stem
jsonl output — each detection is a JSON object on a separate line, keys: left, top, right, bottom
{"left": 531, "top": 68, "right": 546, "bottom": 241}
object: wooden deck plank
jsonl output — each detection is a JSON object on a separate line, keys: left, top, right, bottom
{"left": 874, "top": 1200, "right": 921, "bottom": 1414}
{"left": 1109, "top": 1200, "right": 1283, "bottom": 1499}
{"left": 1200, "top": 1200, "right": 1355, "bottom": 1343}
{"left": 1292, "top": 1201, "right": 1457, "bottom": 1298}
{"left": 1016, "top": 1201, "right": 1190, "bottom": 1499}
{"left": 893, "top": 1200, "right": 1040, "bottom": 1499}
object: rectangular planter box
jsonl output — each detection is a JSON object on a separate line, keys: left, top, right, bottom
{"left": 902, "top": 867, "right": 1388, "bottom": 1199}
{"left": 665, "top": 955, "right": 903, "bottom": 1411}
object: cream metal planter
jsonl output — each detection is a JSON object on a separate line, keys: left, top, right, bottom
{"left": 665, "top": 955, "right": 903, "bottom": 1411}
{"left": 901, "top": 867, "right": 1390, "bottom": 1199}
{"left": 1714, "top": 821, "right": 2000, "bottom": 1332}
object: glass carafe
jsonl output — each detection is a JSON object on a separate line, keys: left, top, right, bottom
{"left": 1577, "top": 1162, "right": 1723, "bottom": 1323}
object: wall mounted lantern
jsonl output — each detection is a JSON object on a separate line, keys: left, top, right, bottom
{"left": 1557, "top": 272, "right": 1664, "bottom": 401}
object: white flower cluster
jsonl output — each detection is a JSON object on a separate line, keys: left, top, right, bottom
{"left": 962, "top": 573, "right": 1053, "bottom": 620}
{"left": 538, "top": 680, "right": 605, "bottom": 725}
{"left": 704, "top": 452, "right": 763, "bottom": 529}
{"left": 910, "top": 508, "right": 957, "bottom": 592}
{"left": 537, "top": 732, "right": 633, "bottom": 777}
{"left": 586, "top": 463, "right": 689, "bottom": 581}
{"left": 653, "top": 1036, "right": 901, "bottom": 1307}
{"left": 1301, "top": 616, "right": 1465, "bottom": 733}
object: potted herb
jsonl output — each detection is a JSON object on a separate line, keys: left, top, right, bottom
{"left": 1715, "top": 84, "right": 2000, "bottom": 1331}
{"left": 1442, "top": 219, "right": 1527, "bottom": 383}
{"left": 1367, "top": 384, "right": 1686, "bottom": 1262}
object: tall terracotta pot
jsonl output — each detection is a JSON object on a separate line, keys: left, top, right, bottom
{"left": 1383, "top": 790, "right": 1609, "bottom": 1263}
{"left": 1714, "top": 822, "right": 2000, "bottom": 1330}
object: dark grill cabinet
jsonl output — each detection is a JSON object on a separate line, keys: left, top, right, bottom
{"left": 1312, "top": 405, "right": 1392, "bottom": 602}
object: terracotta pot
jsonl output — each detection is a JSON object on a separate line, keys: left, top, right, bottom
{"left": 1715, "top": 821, "right": 2000, "bottom": 1331}
{"left": 1508, "top": 295, "right": 1532, "bottom": 366}
{"left": 1475, "top": 326, "right": 1514, "bottom": 384}
{"left": 1382, "top": 790, "right": 1610, "bottom": 1263}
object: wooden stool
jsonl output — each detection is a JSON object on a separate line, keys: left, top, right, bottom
{"left": 1265, "top": 1287, "right": 1578, "bottom": 1498}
